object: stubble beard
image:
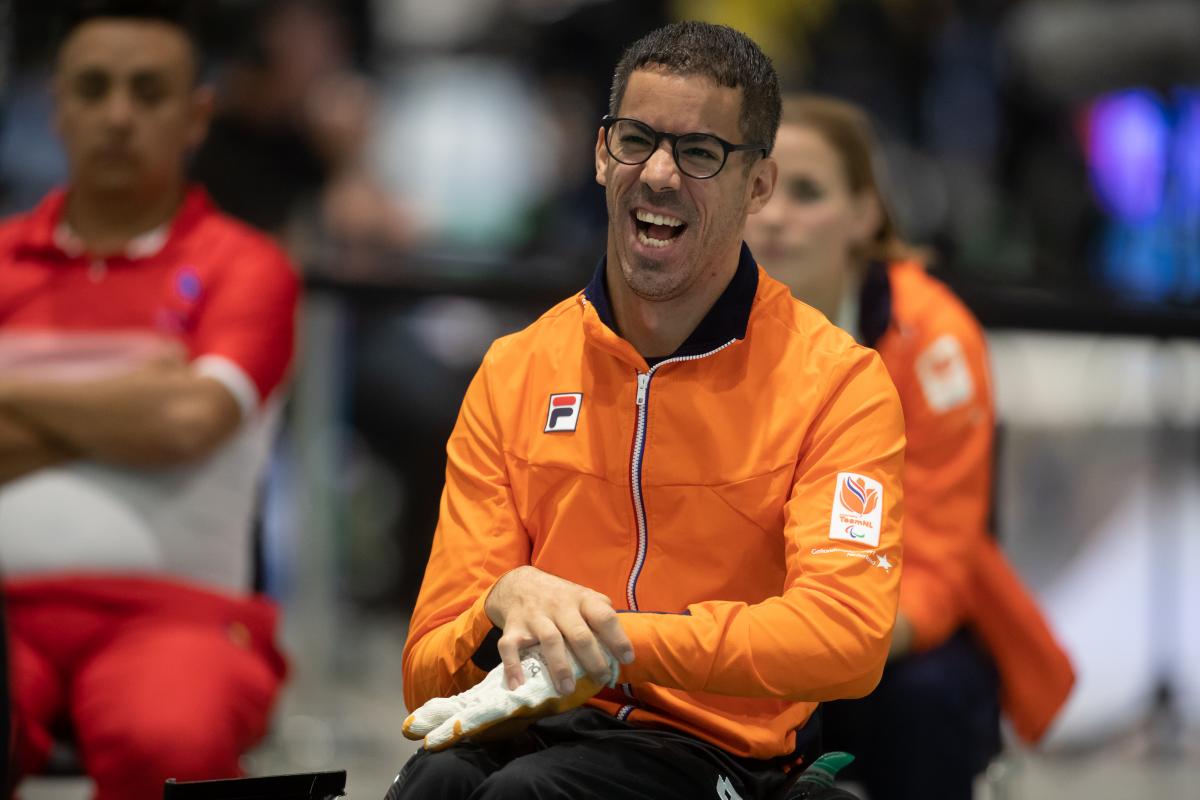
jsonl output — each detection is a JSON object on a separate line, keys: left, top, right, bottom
{"left": 621, "top": 251, "right": 691, "bottom": 302}
{"left": 612, "top": 188, "right": 696, "bottom": 302}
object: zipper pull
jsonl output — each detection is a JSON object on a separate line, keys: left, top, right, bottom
{"left": 635, "top": 372, "right": 649, "bottom": 407}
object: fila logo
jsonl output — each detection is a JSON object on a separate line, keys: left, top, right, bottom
{"left": 544, "top": 393, "right": 583, "bottom": 432}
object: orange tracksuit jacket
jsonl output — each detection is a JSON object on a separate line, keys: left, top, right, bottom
{"left": 868, "top": 260, "right": 1074, "bottom": 743}
{"left": 403, "top": 245, "right": 906, "bottom": 760}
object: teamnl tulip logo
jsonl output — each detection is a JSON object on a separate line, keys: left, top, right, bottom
{"left": 840, "top": 476, "right": 879, "bottom": 516}
{"left": 829, "top": 472, "right": 883, "bottom": 547}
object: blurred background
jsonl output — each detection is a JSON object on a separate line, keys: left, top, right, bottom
{"left": 2, "top": 0, "right": 1198, "bottom": 797}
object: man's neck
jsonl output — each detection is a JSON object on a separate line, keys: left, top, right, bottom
{"left": 64, "top": 182, "right": 185, "bottom": 257}
{"left": 606, "top": 247, "right": 740, "bottom": 360}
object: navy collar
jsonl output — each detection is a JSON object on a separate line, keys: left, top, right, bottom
{"left": 583, "top": 242, "right": 760, "bottom": 361}
{"left": 858, "top": 260, "right": 893, "bottom": 349}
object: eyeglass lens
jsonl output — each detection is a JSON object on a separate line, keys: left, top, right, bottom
{"left": 607, "top": 119, "right": 727, "bottom": 178}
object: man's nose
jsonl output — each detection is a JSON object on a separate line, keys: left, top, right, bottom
{"left": 102, "top": 88, "right": 135, "bottom": 128}
{"left": 640, "top": 142, "right": 682, "bottom": 192}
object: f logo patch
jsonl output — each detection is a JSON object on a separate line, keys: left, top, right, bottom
{"left": 544, "top": 393, "right": 583, "bottom": 432}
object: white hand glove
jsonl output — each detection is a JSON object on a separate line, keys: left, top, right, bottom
{"left": 402, "top": 644, "right": 619, "bottom": 751}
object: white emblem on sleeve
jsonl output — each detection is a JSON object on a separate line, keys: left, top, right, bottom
{"left": 915, "top": 334, "right": 974, "bottom": 413}
{"left": 829, "top": 472, "right": 884, "bottom": 547}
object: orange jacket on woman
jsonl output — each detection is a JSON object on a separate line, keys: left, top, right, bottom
{"left": 403, "top": 245, "right": 906, "bottom": 760}
{"left": 865, "top": 260, "right": 1074, "bottom": 743}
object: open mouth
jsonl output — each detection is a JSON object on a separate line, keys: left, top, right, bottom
{"left": 632, "top": 209, "right": 687, "bottom": 249}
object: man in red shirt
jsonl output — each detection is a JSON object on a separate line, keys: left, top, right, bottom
{"left": 0, "top": 3, "right": 298, "bottom": 798}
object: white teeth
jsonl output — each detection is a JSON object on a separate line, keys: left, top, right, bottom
{"left": 635, "top": 209, "right": 684, "bottom": 227}
{"left": 637, "top": 231, "right": 671, "bottom": 248}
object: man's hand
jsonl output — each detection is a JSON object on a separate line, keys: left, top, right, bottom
{"left": 484, "top": 566, "right": 634, "bottom": 695}
{"left": 0, "top": 413, "right": 73, "bottom": 485}
{"left": 402, "top": 643, "right": 618, "bottom": 751}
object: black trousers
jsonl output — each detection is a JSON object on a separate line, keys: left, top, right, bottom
{"left": 821, "top": 629, "right": 1002, "bottom": 800}
{"left": 383, "top": 706, "right": 820, "bottom": 800}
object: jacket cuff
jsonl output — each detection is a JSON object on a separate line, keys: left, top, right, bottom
{"left": 454, "top": 590, "right": 502, "bottom": 681}
{"left": 470, "top": 625, "right": 503, "bottom": 672}
{"left": 614, "top": 609, "right": 696, "bottom": 687}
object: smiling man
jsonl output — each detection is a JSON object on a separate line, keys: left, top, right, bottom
{"left": 390, "top": 21, "right": 906, "bottom": 800}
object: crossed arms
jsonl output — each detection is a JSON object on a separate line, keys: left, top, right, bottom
{"left": 0, "top": 352, "right": 241, "bottom": 485}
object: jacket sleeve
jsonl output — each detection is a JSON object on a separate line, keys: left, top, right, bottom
{"left": 401, "top": 346, "right": 530, "bottom": 711}
{"left": 618, "top": 347, "right": 905, "bottom": 701}
{"left": 894, "top": 320, "right": 994, "bottom": 651}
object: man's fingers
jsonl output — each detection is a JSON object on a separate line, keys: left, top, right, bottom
{"left": 496, "top": 632, "right": 527, "bottom": 691}
{"left": 561, "top": 620, "right": 613, "bottom": 686}
{"left": 529, "top": 618, "right": 575, "bottom": 695}
{"left": 582, "top": 596, "right": 634, "bottom": 666}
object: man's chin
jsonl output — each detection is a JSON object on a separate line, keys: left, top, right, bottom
{"left": 81, "top": 171, "right": 148, "bottom": 195}
{"left": 620, "top": 259, "right": 689, "bottom": 302}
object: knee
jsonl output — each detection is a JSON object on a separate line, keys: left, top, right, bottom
{"left": 875, "top": 648, "right": 1001, "bottom": 766}
{"left": 474, "top": 760, "right": 560, "bottom": 799}
{"left": 385, "top": 749, "right": 486, "bottom": 799}
{"left": 882, "top": 636, "right": 998, "bottom": 717}
{"left": 83, "top": 712, "right": 242, "bottom": 788}
{"left": 881, "top": 654, "right": 957, "bottom": 708}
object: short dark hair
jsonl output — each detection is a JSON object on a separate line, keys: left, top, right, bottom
{"left": 59, "top": 0, "right": 201, "bottom": 62}
{"left": 608, "top": 21, "right": 782, "bottom": 156}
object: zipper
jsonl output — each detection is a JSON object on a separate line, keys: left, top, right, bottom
{"left": 617, "top": 340, "right": 737, "bottom": 716}
{"left": 626, "top": 370, "right": 652, "bottom": 611}
{"left": 625, "top": 341, "right": 737, "bottom": 610}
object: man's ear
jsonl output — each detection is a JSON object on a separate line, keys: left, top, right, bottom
{"left": 594, "top": 126, "right": 609, "bottom": 187}
{"left": 744, "top": 155, "right": 778, "bottom": 215}
{"left": 187, "top": 84, "right": 215, "bottom": 151}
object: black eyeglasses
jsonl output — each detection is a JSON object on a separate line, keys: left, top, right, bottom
{"left": 601, "top": 115, "right": 766, "bottom": 180}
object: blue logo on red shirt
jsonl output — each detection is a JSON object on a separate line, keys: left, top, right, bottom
{"left": 175, "top": 267, "right": 202, "bottom": 302}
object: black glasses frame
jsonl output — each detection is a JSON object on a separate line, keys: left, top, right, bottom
{"left": 601, "top": 115, "right": 766, "bottom": 179}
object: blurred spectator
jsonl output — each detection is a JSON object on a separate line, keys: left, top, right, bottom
{"left": 191, "top": 0, "right": 414, "bottom": 251}
{"left": 745, "top": 94, "right": 1074, "bottom": 800}
{"left": 0, "top": 3, "right": 297, "bottom": 797}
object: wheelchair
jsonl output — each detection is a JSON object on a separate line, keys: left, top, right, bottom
{"left": 153, "top": 755, "right": 858, "bottom": 799}
{"left": 775, "top": 751, "right": 863, "bottom": 800}
{"left": 163, "top": 770, "right": 346, "bottom": 800}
